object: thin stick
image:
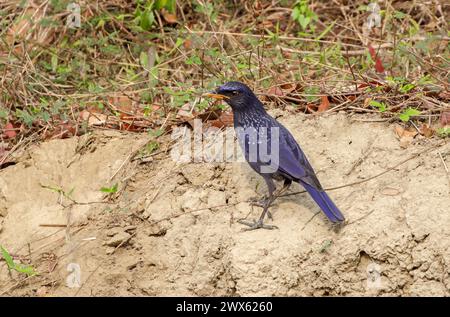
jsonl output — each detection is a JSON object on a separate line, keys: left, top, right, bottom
{"left": 344, "top": 46, "right": 359, "bottom": 91}
{"left": 301, "top": 212, "right": 320, "bottom": 231}
{"left": 184, "top": 27, "right": 365, "bottom": 48}
{"left": 108, "top": 142, "right": 147, "bottom": 182}
{"left": 39, "top": 224, "right": 68, "bottom": 228}
{"left": 283, "top": 140, "right": 445, "bottom": 197}
{"left": 438, "top": 151, "right": 448, "bottom": 174}
{"left": 345, "top": 138, "right": 375, "bottom": 176}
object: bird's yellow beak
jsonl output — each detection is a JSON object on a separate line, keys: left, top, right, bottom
{"left": 204, "top": 93, "right": 230, "bottom": 100}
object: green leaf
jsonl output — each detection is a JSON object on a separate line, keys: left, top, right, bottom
{"left": 369, "top": 100, "right": 387, "bottom": 112}
{"left": 166, "top": 0, "right": 176, "bottom": 13}
{"left": 398, "top": 114, "right": 409, "bottom": 122}
{"left": 298, "top": 15, "right": 311, "bottom": 30}
{"left": 399, "top": 107, "right": 421, "bottom": 122}
{"left": 1, "top": 246, "right": 15, "bottom": 270}
{"left": 155, "top": 0, "right": 167, "bottom": 10}
{"left": 96, "top": 18, "right": 105, "bottom": 29}
{"left": 40, "top": 111, "right": 51, "bottom": 122}
{"left": 145, "top": 140, "right": 159, "bottom": 154}
{"left": 0, "top": 108, "right": 8, "bottom": 120}
{"left": 316, "top": 21, "right": 335, "bottom": 41}
{"left": 174, "top": 37, "right": 184, "bottom": 49}
{"left": 15, "top": 264, "right": 37, "bottom": 276}
{"left": 148, "top": 128, "right": 164, "bottom": 138}
{"left": 304, "top": 86, "right": 320, "bottom": 103}
{"left": 100, "top": 183, "right": 118, "bottom": 194}
{"left": 51, "top": 54, "right": 58, "bottom": 72}
{"left": 185, "top": 55, "right": 202, "bottom": 66}
{"left": 394, "top": 10, "right": 406, "bottom": 19}
{"left": 399, "top": 83, "right": 415, "bottom": 93}
{"left": 436, "top": 127, "right": 450, "bottom": 138}
{"left": 140, "top": 51, "right": 149, "bottom": 69}
{"left": 417, "top": 75, "right": 433, "bottom": 86}
{"left": 155, "top": 0, "right": 176, "bottom": 12}
{"left": 1, "top": 245, "right": 37, "bottom": 276}
{"left": 408, "top": 18, "right": 420, "bottom": 36}
{"left": 291, "top": 7, "right": 300, "bottom": 20}
{"left": 100, "top": 45, "right": 121, "bottom": 55}
{"left": 140, "top": 9, "right": 155, "bottom": 30}
{"left": 15, "top": 109, "right": 34, "bottom": 126}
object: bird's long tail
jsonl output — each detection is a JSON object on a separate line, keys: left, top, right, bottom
{"left": 300, "top": 181, "right": 345, "bottom": 223}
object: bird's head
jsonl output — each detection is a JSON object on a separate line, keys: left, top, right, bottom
{"left": 205, "top": 81, "right": 262, "bottom": 112}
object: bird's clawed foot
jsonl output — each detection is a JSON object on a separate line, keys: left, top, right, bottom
{"left": 238, "top": 219, "right": 278, "bottom": 231}
{"left": 248, "top": 197, "right": 273, "bottom": 219}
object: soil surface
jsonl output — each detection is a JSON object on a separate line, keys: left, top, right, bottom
{"left": 1, "top": 112, "right": 449, "bottom": 296}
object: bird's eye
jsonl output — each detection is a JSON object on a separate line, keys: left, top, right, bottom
{"left": 232, "top": 90, "right": 239, "bottom": 95}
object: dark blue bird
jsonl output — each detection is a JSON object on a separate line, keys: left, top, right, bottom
{"left": 206, "top": 81, "right": 345, "bottom": 230}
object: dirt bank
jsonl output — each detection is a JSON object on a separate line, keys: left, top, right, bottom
{"left": 1, "top": 112, "right": 449, "bottom": 296}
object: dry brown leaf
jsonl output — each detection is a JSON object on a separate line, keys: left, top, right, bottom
{"left": 208, "top": 112, "right": 233, "bottom": 129}
{"left": 279, "top": 82, "right": 298, "bottom": 93}
{"left": 394, "top": 125, "right": 418, "bottom": 138}
{"left": 267, "top": 83, "right": 298, "bottom": 97}
{"left": 368, "top": 44, "right": 385, "bottom": 73}
{"left": 266, "top": 11, "right": 286, "bottom": 21}
{"left": 394, "top": 125, "right": 417, "bottom": 148}
{"left": 262, "top": 21, "right": 274, "bottom": 29}
{"left": 80, "top": 110, "right": 107, "bottom": 126}
{"left": 3, "top": 122, "right": 17, "bottom": 139}
{"left": 267, "top": 86, "right": 284, "bottom": 96}
{"left": 43, "top": 122, "right": 77, "bottom": 139}
{"left": 438, "top": 91, "right": 450, "bottom": 101}
{"left": 108, "top": 95, "right": 134, "bottom": 119}
{"left": 440, "top": 111, "right": 450, "bottom": 126}
{"left": 419, "top": 124, "right": 434, "bottom": 138}
{"left": 108, "top": 95, "right": 132, "bottom": 109}
{"left": 183, "top": 39, "right": 192, "bottom": 50}
{"left": 306, "top": 104, "right": 317, "bottom": 113}
{"left": 162, "top": 9, "right": 177, "bottom": 24}
{"left": 176, "top": 103, "right": 195, "bottom": 121}
{"left": 318, "top": 96, "right": 330, "bottom": 112}
{"left": 399, "top": 136, "right": 414, "bottom": 149}
{"left": 119, "top": 122, "right": 143, "bottom": 132}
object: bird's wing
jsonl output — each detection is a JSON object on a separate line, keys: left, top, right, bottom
{"left": 236, "top": 117, "right": 323, "bottom": 191}
{"left": 275, "top": 122, "right": 323, "bottom": 190}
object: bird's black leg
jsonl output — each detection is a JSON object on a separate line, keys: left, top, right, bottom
{"left": 248, "top": 195, "right": 268, "bottom": 208}
{"left": 239, "top": 177, "right": 278, "bottom": 230}
{"left": 248, "top": 177, "right": 275, "bottom": 218}
{"left": 249, "top": 178, "right": 292, "bottom": 219}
